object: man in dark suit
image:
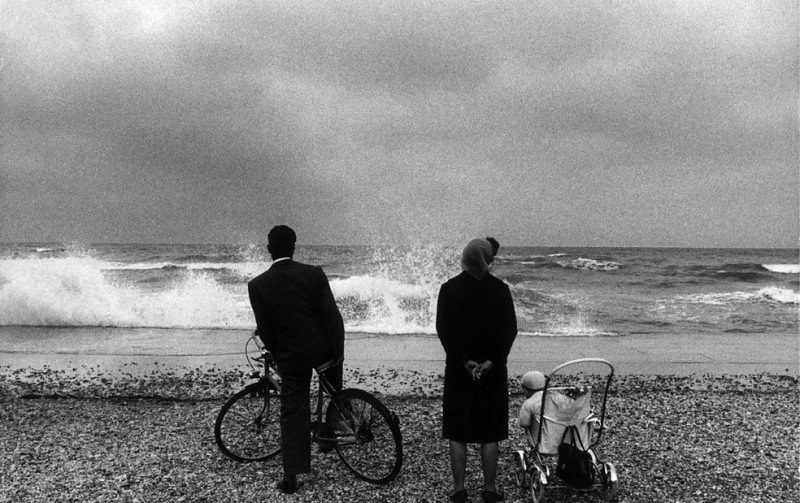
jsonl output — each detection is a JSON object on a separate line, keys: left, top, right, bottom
{"left": 248, "top": 225, "right": 345, "bottom": 494}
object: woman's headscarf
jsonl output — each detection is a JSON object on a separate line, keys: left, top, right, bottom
{"left": 461, "top": 238, "right": 494, "bottom": 279}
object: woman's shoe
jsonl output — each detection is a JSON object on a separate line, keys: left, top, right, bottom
{"left": 480, "top": 489, "right": 505, "bottom": 502}
{"left": 449, "top": 489, "right": 468, "bottom": 502}
{"left": 276, "top": 475, "right": 303, "bottom": 494}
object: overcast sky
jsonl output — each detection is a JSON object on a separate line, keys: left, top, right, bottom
{"left": 1, "top": 1, "right": 797, "bottom": 247}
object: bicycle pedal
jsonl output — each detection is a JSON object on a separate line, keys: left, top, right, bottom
{"left": 317, "top": 442, "right": 335, "bottom": 453}
{"left": 315, "top": 423, "right": 336, "bottom": 453}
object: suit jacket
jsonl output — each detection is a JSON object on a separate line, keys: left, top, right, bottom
{"left": 248, "top": 259, "right": 344, "bottom": 372}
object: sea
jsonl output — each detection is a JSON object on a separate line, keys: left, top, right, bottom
{"left": 0, "top": 243, "right": 797, "bottom": 338}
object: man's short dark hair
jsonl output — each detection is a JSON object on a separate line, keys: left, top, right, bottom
{"left": 268, "top": 225, "right": 296, "bottom": 257}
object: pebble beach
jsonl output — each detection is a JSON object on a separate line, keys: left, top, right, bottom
{"left": 1, "top": 355, "right": 798, "bottom": 503}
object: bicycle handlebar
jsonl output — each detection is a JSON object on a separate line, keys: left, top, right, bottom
{"left": 246, "top": 331, "right": 276, "bottom": 373}
{"left": 252, "top": 350, "right": 274, "bottom": 365}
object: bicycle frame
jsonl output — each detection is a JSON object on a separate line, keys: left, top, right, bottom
{"left": 310, "top": 355, "right": 346, "bottom": 445}
{"left": 217, "top": 331, "right": 403, "bottom": 483}
{"left": 250, "top": 336, "right": 346, "bottom": 446}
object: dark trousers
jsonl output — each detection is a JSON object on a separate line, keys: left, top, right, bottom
{"left": 278, "top": 361, "right": 343, "bottom": 475}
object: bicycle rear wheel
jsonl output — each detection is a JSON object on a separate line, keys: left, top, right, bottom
{"left": 326, "top": 388, "right": 403, "bottom": 484}
{"left": 215, "top": 381, "right": 281, "bottom": 462}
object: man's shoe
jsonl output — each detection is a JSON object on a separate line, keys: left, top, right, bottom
{"left": 276, "top": 476, "right": 301, "bottom": 494}
{"left": 449, "top": 489, "right": 468, "bottom": 502}
{"left": 480, "top": 489, "right": 505, "bottom": 502}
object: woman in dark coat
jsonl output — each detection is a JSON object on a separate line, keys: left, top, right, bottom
{"left": 436, "top": 238, "right": 518, "bottom": 503}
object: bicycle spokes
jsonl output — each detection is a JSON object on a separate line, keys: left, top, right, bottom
{"left": 325, "top": 389, "right": 403, "bottom": 484}
{"left": 214, "top": 383, "right": 282, "bottom": 462}
{"left": 217, "top": 337, "right": 402, "bottom": 483}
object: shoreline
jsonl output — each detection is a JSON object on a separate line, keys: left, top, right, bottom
{"left": 1, "top": 327, "right": 797, "bottom": 398}
{"left": 1, "top": 326, "right": 797, "bottom": 367}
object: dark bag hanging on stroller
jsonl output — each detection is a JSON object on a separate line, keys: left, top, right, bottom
{"left": 556, "top": 425, "right": 594, "bottom": 488}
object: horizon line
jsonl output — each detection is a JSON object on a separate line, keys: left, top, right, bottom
{"left": 2, "top": 241, "right": 798, "bottom": 251}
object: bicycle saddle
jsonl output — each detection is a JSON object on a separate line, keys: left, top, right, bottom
{"left": 316, "top": 354, "right": 344, "bottom": 373}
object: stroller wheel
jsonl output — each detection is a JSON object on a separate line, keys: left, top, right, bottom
{"left": 511, "top": 450, "right": 528, "bottom": 488}
{"left": 601, "top": 462, "right": 619, "bottom": 501}
{"left": 528, "top": 465, "right": 546, "bottom": 503}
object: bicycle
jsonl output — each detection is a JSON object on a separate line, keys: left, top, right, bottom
{"left": 214, "top": 332, "right": 403, "bottom": 484}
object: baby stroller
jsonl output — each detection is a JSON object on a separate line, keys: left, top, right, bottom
{"left": 511, "top": 358, "right": 618, "bottom": 502}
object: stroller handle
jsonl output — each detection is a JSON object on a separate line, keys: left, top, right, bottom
{"left": 538, "top": 358, "right": 615, "bottom": 449}
{"left": 548, "top": 358, "right": 614, "bottom": 377}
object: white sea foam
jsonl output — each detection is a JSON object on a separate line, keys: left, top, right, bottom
{"left": 763, "top": 264, "right": 800, "bottom": 274}
{"left": 676, "top": 287, "right": 799, "bottom": 305}
{"left": 519, "top": 256, "right": 620, "bottom": 270}
{"left": 331, "top": 275, "right": 438, "bottom": 334}
{"left": 541, "top": 312, "right": 614, "bottom": 336}
{"left": 3, "top": 244, "right": 795, "bottom": 335}
{"left": 0, "top": 257, "right": 252, "bottom": 328}
{"left": 104, "top": 260, "right": 269, "bottom": 277}
{"left": 323, "top": 245, "right": 452, "bottom": 334}
{"left": 0, "top": 257, "right": 134, "bottom": 326}
{"left": 0, "top": 254, "right": 438, "bottom": 332}
{"left": 752, "top": 287, "right": 800, "bottom": 304}
{"left": 565, "top": 258, "right": 620, "bottom": 271}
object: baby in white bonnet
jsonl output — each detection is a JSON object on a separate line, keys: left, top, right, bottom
{"left": 518, "top": 370, "right": 546, "bottom": 429}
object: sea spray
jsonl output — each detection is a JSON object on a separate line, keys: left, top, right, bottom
{"left": 333, "top": 275, "right": 436, "bottom": 334}
{"left": 331, "top": 245, "right": 455, "bottom": 334}
{"left": 0, "top": 243, "right": 796, "bottom": 336}
{"left": 0, "top": 256, "right": 137, "bottom": 326}
{"left": 0, "top": 256, "right": 250, "bottom": 328}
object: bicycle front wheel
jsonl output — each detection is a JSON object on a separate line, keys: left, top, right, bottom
{"left": 326, "top": 388, "right": 403, "bottom": 484}
{"left": 214, "top": 381, "right": 281, "bottom": 462}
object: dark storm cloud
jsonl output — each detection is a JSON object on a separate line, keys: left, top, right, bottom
{"left": 1, "top": 0, "right": 797, "bottom": 246}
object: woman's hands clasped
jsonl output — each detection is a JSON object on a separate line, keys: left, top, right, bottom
{"left": 465, "top": 359, "right": 494, "bottom": 381}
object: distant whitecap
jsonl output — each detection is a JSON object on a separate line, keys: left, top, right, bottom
{"left": 763, "top": 264, "right": 800, "bottom": 274}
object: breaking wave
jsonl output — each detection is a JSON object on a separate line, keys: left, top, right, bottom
{"left": 675, "top": 287, "right": 799, "bottom": 305}
{"left": 763, "top": 264, "right": 800, "bottom": 274}
{"left": 0, "top": 257, "right": 250, "bottom": 328}
{"left": 513, "top": 255, "right": 620, "bottom": 271}
{"left": 2, "top": 244, "right": 795, "bottom": 336}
